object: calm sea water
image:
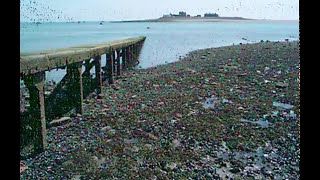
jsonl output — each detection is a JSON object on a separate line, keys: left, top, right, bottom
{"left": 20, "top": 21, "right": 299, "bottom": 82}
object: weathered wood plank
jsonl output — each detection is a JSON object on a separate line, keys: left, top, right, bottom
{"left": 94, "top": 55, "right": 103, "bottom": 96}
{"left": 116, "top": 50, "right": 121, "bottom": 76}
{"left": 107, "top": 50, "right": 114, "bottom": 84}
{"left": 122, "top": 48, "right": 126, "bottom": 70}
{"left": 66, "top": 62, "right": 84, "bottom": 115}
{"left": 24, "top": 72, "right": 47, "bottom": 152}
{"left": 20, "top": 36, "right": 146, "bottom": 76}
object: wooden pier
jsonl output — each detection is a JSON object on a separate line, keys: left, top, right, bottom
{"left": 20, "top": 36, "right": 146, "bottom": 153}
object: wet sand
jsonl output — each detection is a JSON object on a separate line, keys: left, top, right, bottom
{"left": 20, "top": 41, "right": 299, "bottom": 179}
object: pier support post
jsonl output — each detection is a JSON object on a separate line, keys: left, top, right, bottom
{"left": 136, "top": 43, "right": 140, "bottom": 64}
{"left": 102, "top": 53, "right": 109, "bottom": 80}
{"left": 107, "top": 51, "right": 114, "bottom": 84}
{"left": 135, "top": 44, "right": 138, "bottom": 61}
{"left": 134, "top": 44, "right": 138, "bottom": 61}
{"left": 122, "top": 48, "right": 126, "bottom": 70}
{"left": 112, "top": 51, "right": 116, "bottom": 77}
{"left": 128, "top": 45, "right": 134, "bottom": 68}
{"left": 83, "top": 59, "right": 92, "bottom": 88}
{"left": 66, "top": 62, "right": 84, "bottom": 115}
{"left": 116, "top": 50, "right": 121, "bottom": 76}
{"left": 132, "top": 45, "right": 135, "bottom": 63}
{"left": 135, "top": 44, "right": 139, "bottom": 65}
{"left": 83, "top": 59, "right": 92, "bottom": 78}
{"left": 139, "top": 41, "right": 142, "bottom": 54}
{"left": 127, "top": 46, "right": 131, "bottom": 67}
{"left": 94, "top": 55, "right": 103, "bottom": 96}
{"left": 24, "top": 71, "right": 47, "bottom": 152}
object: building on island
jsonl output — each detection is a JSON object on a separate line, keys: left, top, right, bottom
{"left": 204, "top": 13, "right": 219, "bottom": 17}
{"left": 179, "top": 11, "right": 187, "bottom": 17}
{"left": 171, "top": 11, "right": 187, "bottom": 18}
{"left": 162, "top": 11, "right": 219, "bottom": 19}
{"left": 162, "top": 11, "right": 191, "bottom": 18}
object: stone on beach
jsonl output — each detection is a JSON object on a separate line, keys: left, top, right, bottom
{"left": 100, "top": 126, "right": 112, "bottom": 131}
{"left": 275, "top": 82, "right": 289, "bottom": 88}
{"left": 166, "top": 162, "right": 178, "bottom": 170}
{"left": 50, "top": 117, "right": 72, "bottom": 125}
{"left": 172, "top": 139, "right": 181, "bottom": 148}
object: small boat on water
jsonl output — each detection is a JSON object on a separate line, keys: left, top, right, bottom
{"left": 100, "top": 21, "right": 103, "bottom": 25}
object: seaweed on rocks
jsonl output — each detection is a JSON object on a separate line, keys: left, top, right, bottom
{"left": 20, "top": 41, "right": 299, "bottom": 179}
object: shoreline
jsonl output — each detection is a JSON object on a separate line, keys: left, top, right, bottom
{"left": 19, "top": 39, "right": 299, "bottom": 84}
{"left": 111, "top": 17, "right": 298, "bottom": 23}
{"left": 21, "top": 41, "right": 299, "bottom": 179}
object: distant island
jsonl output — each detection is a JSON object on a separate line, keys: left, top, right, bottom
{"left": 111, "top": 11, "right": 253, "bottom": 23}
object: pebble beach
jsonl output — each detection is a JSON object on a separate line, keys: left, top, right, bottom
{"left": 20, "top": 40, "right": 299, "bottom": 179}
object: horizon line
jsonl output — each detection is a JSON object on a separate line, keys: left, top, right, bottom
{"left": 20, "top": 17, "right": 299, "bottom": 23}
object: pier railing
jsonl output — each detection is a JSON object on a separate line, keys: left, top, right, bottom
{"left": 20, "top": 36, "right": 146, "bottom": 153}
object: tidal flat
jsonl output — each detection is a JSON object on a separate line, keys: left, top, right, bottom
{"left": 20, "top": 41, "right": 299, "bottom": 179}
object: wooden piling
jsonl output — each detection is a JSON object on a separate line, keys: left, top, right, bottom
{"left": 83, "top": 59, "right": 92, "bottom": 88}
{"left": 128, "top": 46, "right": 131, "bottom": 67}
{"left": 102, "top": 53, "right": 109, "bottom": 80}
{"left": 116, "top": 50, "right": 121, "bottom": 76}
{"left": 128, "top": 45, "right": 135, "bottom": 68}
{"left": 83, "top": 59, "right": 92, "bottom": 78}
{"left": 66, "top": 62, "right": 84, "bottom": 115}
{"left": 94, "top": 56, "right": 103, "bottom": 96}
{"left": 136, "top": 43, "right": 140, "bottom": 64}
{"left": 24, "top": 71, "right": 47, "bottom": 152}
{"left": 122, "top": 48, "right": 126, "bottom": 70}
{"left": 107, "top": 51, "right": 114, "bottom": 84}
{"left": 112, "top": 50, "right": 116, "bottom": 76}
{"left": 132, "top": 44, "right": 135, "bottom": 63}
{"left": 126, "top": 46, "right": 130, "bottom": 68}
{"left": 135, "top": 44, "right": 138, "bottom": 61}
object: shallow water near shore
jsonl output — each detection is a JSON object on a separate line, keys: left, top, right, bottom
{"left": 240, "top": 118, "right": 272, "bottom": 128}
{"left": 20, "top": 21, "right": 298, "bottom": 82}
{"left": 202, "top": 95, "right": 233, "bottom": 109}
{"left": 273, "top": 101, "right": 294, "bottom": 109}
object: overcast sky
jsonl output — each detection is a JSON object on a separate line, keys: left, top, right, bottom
{"left": 20, "top": 0, "right": 299, "bottom": 22}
